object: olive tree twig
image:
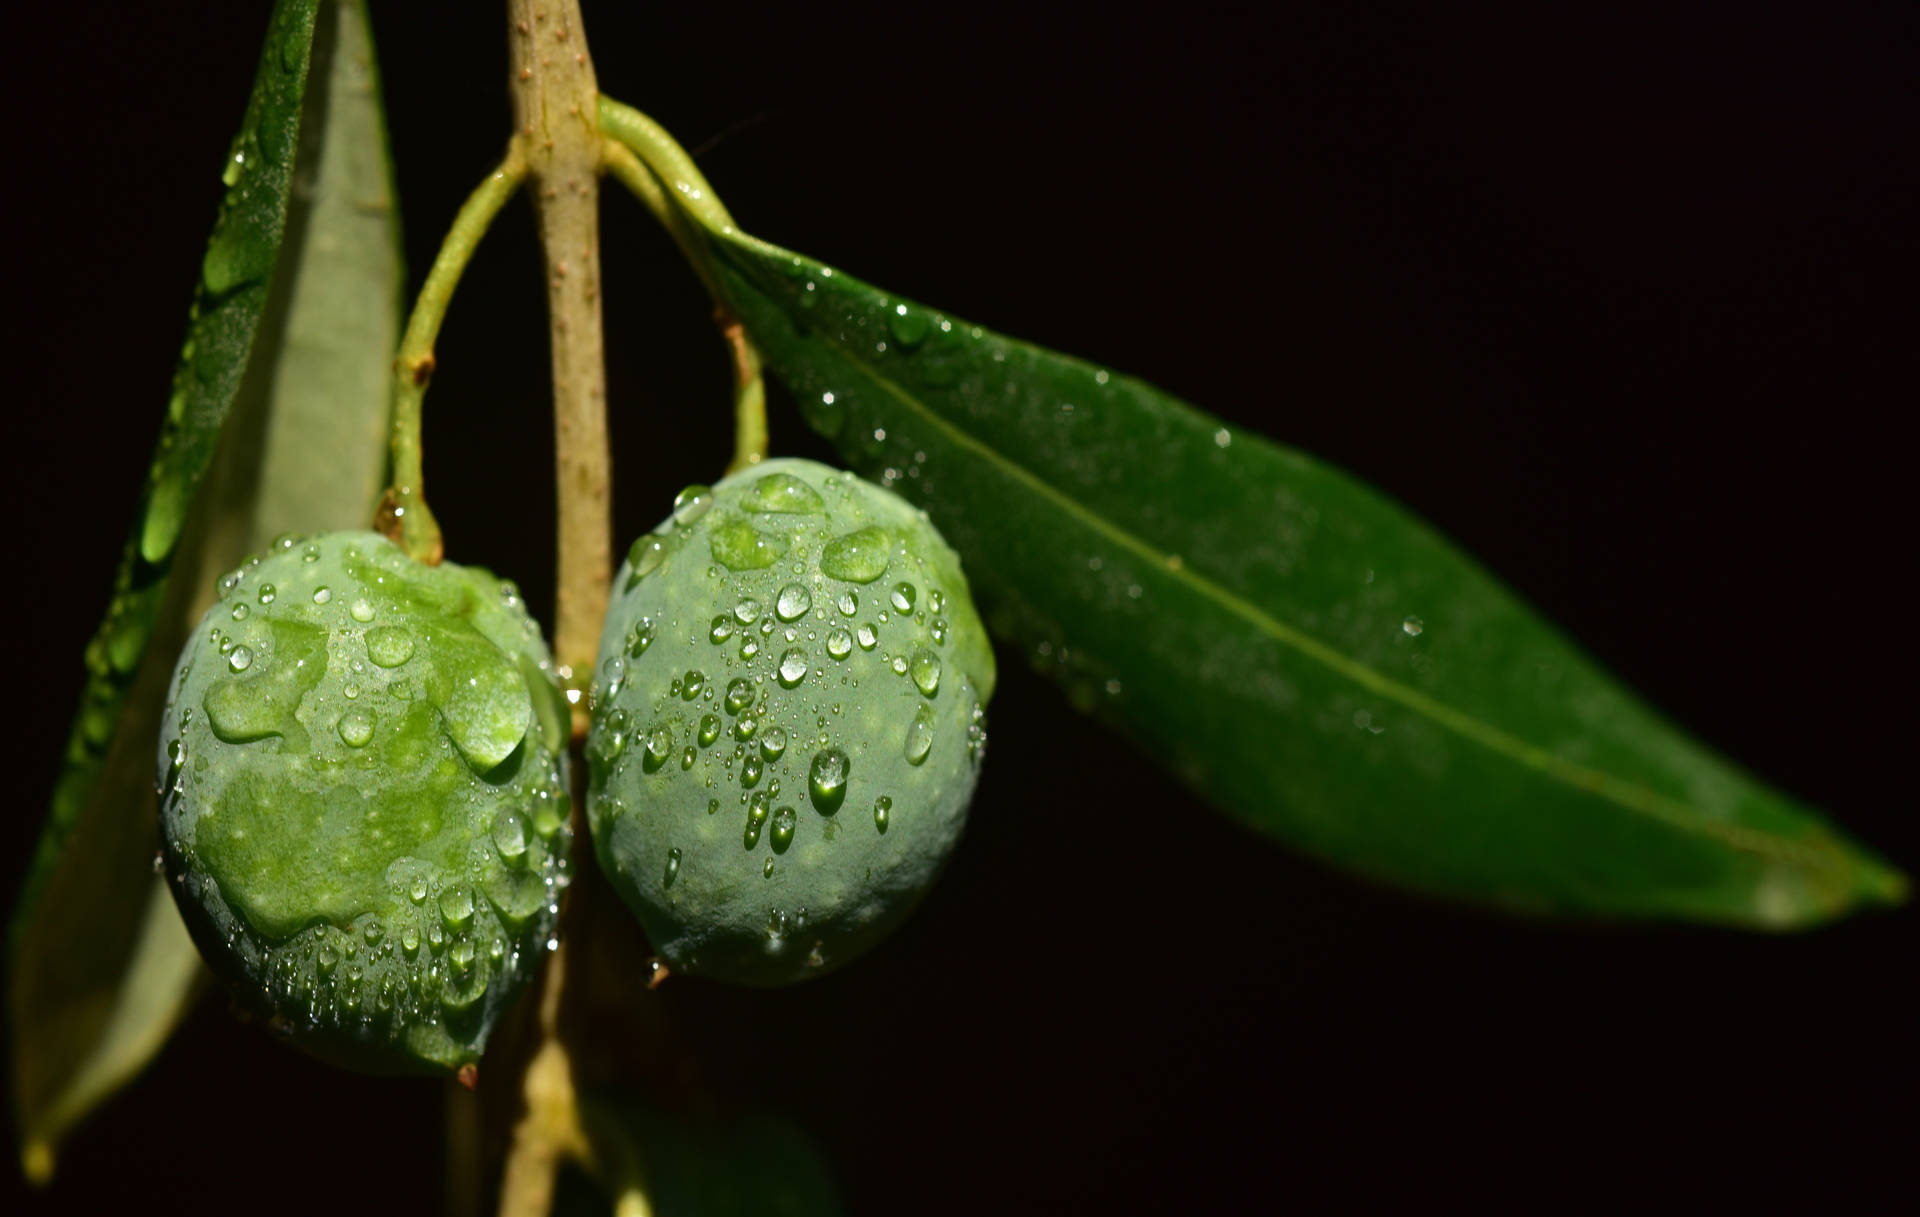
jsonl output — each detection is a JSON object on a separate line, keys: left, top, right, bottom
{"left": 497, "top": 2, "right": 608, "bottom": 1216}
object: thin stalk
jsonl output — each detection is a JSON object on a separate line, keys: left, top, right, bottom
{"left": 381, "top": 148, "right": 527, "bottom": 563}
{"left": 498, "top": 4, "right": 607, "bottom": 1217}
{"left": 596, "top": 96, "right": 734, "bottom": 232}
{"left": 600, "top": 130, "right": 767, "bottom": 471}
{"left": 509, "top": 0, "right": 611, "bottom": 717}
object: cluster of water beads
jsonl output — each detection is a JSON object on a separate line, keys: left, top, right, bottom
{"left": 177, "top": 532, "right": 572, "bottom": 1054}
{"left": 595, "top": 465, "right": 994, "bottom": 945}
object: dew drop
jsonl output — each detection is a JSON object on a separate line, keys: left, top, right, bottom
{"left": 227, "top": 646, "right": 253, "bottom": 673}
{"left": 820, "top": 526, "right": 893, "bottom": 583}
{"left": 628, "top": 535, "right": 667, "bottom": 577}
{"left": 709, "top": 514, "right": 787, "bottom": 570}
{"left": 910, "top": 649, "right": 942, "bottom": 697}
{"left": 904, "top": 705, "right": 935, "bottom": 765}
{"left": 337, "top": 708, "right": 374, "bottom": 748}
{"left": 349, "top": 598, "right": 375, "bottom": 623}
{"left": 776, "top": 583, "right": 812, "bottom": 621}
{"left": 311, "top": 586, "right": 332, "bottom": 605}
{"left": 366, "top": 627, "right": 414, "bottom": 668}
{"left": 682, "top": 670, "right": 706, "bottom": 700}
{"left": 888, "top": 303, "right": 930, "bottom": 347}
{"left": 826, "top": 628, "right": 853, "bottom": 660}
{"left": 808, "top": 748, "right": 849, "bottom": 814}
{"left": 754, "top": 728, "right": 787, "bottom": 764}
{"left": 740, "top": 471, "right": 825, "bottom": 514}
{"left": 438, "top": 886, "right": 475, "bottom": 931}
{"left": 856, "top": 624, "right": 878, "bottom": 650}
{"left": 778, "top": 649, "right": 809, "bottom": 687}
{"left": 627, "top": 619, "right": 656, "bottom": 658}
{"left": 1403, "top": 615, "right": 1425, "bottom": 637}
{"left": 642, "top": 727, "right": 673, "bottom": 772}
{"left": 873, "top": 795, "right": 892, "bottom": 833}
{"left": 230, "top": 603, "right": 250, "bottom": 622}
{"left": 724, "top": 677, "right": 753, "bottom": 715}
{"left": 672, "top": 484, "right": 713, "bottom": 525}
{"left": 890, "top": 583, "right": 916, "bottom": 613}
{"left": 770, "top": 806, "right": 797, "bottom": 853}
{"left": 493, "top": 811, "right": 528, "bottom": 864}
{"left": 699, "top": 713, "right": 721, "bottom": 746}
{"left": 709, "top": 615, "right": 734, "bottom": 644}
{"left": 257, "top": 583, "right": 276, "bottom": 605}
{"left": 663, "top": 848, "right": 682, "bottom": 887}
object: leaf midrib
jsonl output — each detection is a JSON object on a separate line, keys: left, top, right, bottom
{"left": 717, "top": 239, "right": 1844, "bottom": 878}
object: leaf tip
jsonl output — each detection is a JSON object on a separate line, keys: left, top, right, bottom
{"left": 21, "top": 1137, "right": 54, "bottom": 1187}
{"left": 1857, "top": 856, "right": 1910, "bottom": 909}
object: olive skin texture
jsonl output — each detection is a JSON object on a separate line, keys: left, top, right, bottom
{"left": 588, "top": 459, "right": 994, "bottom": 985}
{"left": 157, "top": 530, "right": 571, "bottom": 1074}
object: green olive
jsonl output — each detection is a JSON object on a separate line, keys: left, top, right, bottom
{"left": 588, "top": 459, "right": 994, "bottom": 985}
{"left": 158, "top": 530, "right": 571, "bottom": 1073}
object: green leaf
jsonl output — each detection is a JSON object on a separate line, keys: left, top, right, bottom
{"left": 679, "top": 223, "right": 1905, "bottom": 932}
{"left": 9, "top": 0, "right": 401, "bottom": 1180}
{"left": 577, "top": 1092, "right": 845, "bottom": 1217}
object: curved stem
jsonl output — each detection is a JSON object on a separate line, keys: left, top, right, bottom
{"left": 381, "top": 147, "right": 527, "bottom": 564}
{"left": 596, "top": 96, "right": 734, "bottom": 232}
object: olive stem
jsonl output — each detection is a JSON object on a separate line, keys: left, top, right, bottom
{"left": 509, "top": 0, "right": 612, "bottom": 722}
{"left": 382, "top": 147, "right": 528, "bottom": 564}
{"left": 600, "top": 132, "right": 768, "bottom": 472}
{"left": 498, "top": 3, "right": 606, "bottom": 1217}
{"left": 497, "top": 944, "right": 588, "bottom": 1217}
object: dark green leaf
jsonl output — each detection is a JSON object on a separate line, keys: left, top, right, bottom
{"left": 9, "top": 0, "right": 401, "bottom": 1178}
{"left": 690, "top": 225, "right": 1904, "bottom": 931}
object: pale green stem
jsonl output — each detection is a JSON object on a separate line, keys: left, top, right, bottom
{"left": 596, "top": 96, "right": 735, "bottom": 230}
{"left": 382, "top": 145, "right": 527, "bottom": 563}
{"left": 598, "top": 117, "right": 768, "bottom": 471}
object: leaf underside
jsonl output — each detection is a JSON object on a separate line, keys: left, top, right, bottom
{"left": 9, "top": 0, "right": 401, "bottom": 1178}
{"left": 686, "top": 223, "right": 1904, "bottom": 931}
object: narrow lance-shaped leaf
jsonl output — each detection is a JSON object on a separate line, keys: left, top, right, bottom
{"left": 9, "top": 0, "right": 401, "bottom": 1179}
{"left": 669, "top": 218, "right": 1903, "bottom": 930}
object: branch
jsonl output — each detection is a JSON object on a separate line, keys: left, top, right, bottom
{"left": 498, "top": 3, "right": 606, "bottom": 1216}
{"left": 509, "top": 0, "right": 610, "bottom": 723}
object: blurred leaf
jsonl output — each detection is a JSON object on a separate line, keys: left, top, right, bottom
{"left": 578, "top": 1092, "right": 844, "bottom": 1217}
{"left": 680, "top": 223, "right": 1904, "bottom": 931}
{"left": 9, "top": 0, "right": 401, "bottom": 1180}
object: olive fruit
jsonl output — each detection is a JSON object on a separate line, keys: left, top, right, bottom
{"left": 587, "top": 459, "right": 994, "bottom": 985}
{"left": 157, "top": 530, "right": 571, "bottom": 1073}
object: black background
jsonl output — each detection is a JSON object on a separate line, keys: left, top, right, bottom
{"left": 5, "top": 2, "right": 1915, "bottom": 1212}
